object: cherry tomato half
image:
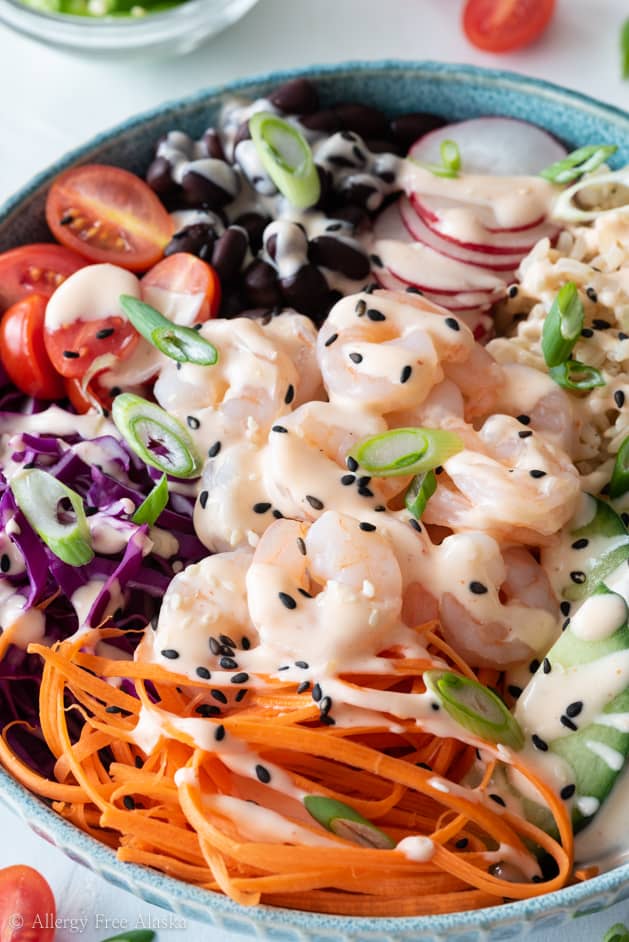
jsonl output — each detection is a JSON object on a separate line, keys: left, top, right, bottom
{"left": 0, "top": 865, "right": 55, "bottom": 942}
{"left": 0, "top": 295, "right": 64, "bottom": 400}
{"left": 46, "top": 165, "right": 174, "bottom": 273}
{"left": 0, "top": 243, "right": 87, "bottom": 313}
{"left": 141, "top": 252, "right": 222, "bottom": 324}
{"left": 64, "top": 377, "right": 112, "bottom": 414}
{"left": 462, "top": 0, "right": 556, "bottom": 53}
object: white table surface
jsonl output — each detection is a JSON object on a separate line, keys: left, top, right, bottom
{"left": 1, "top": 0, "right": 629, "bottom": 939}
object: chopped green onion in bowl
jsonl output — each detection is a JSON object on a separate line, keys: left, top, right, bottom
{"left": 549, "top": 359, "right": 605, "bottom": 391}
{"left": 541, "top": 281, "right": 584, "bottom": 368}
{"left": 540, "top": 144, "right": 617, "bottom": 185}
{"left": 609, "top": 436, "right": 629, "bottom": 500}
{"left": 132, "top": 473, "right": 169, "bottom": 526}
{"left": 249, "top": 112, "right": 320, "bottom": 209}
{"left": 112, "top": 393, "right": 202, "bottom": 479}
{"left": 119, "top": 295, "right": 218, "bottom": 366}
{"left": 303, "top": 795, "right": 394, "bottom": 849}
{"left": 20, "top": 0, "right": 185, "bottom": 15}
{"left": 405, "top": 469, "right": 437, "bottom": 519}
{"left": 424, "top": 671, "right": 524, "bottom": 750}
{"left": 348, "top": 428, "right": 464, "bottom": 477}
{"left": 10, "top": 470, "right": 94, "bottom": 567}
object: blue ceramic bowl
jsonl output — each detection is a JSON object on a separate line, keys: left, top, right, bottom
{"left": 1, "top": 61, "right": 629, "bottom": 941}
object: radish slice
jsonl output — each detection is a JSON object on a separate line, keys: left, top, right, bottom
{"left": 411, "top": 193, "right": 559, "bottom": 255}
{"left": 409, "top": 117, "right": 567, "bottom": 177}
{"left": 374, "top": 266, "right": 495, "bottom": 310}
{"left": 399, "top": 197, "right": 522, "bottom": 271}
{"left": 372, "top": 204, "right": 506, "bottom": 296}
{"left": 414, "top": 192, "right": 546, "bottom": 234}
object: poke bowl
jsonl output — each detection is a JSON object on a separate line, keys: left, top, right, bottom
{"left": 0, "top": 61, "right": 629, "bottom": 941}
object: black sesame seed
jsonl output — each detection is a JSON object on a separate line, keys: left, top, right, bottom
{"left": 215, "top": 724, "right": 226, "bottom": 742}
{"left": 532, "top": 734, "right": 549, "bottom": 752}
{"left": 400, "top": 365, "right": 413, "bottom": 384}
{"left": 580, "top": 328, "right": 594, "bottom": 338}
{"left": 63, "top": 350, "right": 80, "bottom": 359}
{"left": 518, "top": 430, "right": 533, "bottom": 439}
{"left": 296, "top": 681, "right": 310, "bottom": 694}
{"left": 96, "top": 327, "right": 115, "bottom": 340}
{"left": 295, "top": 660, "right": 309, "bottom": 669}
{"left": 196, "top": 666, "right": 211, "bottom": 680}
{"left": 231, "top": 672, "right": 249, "bottom": 684}
{"left": 516, "top": 415, "right": 531, "bottom": 425}
{"left": 105, "top": 705, "right": 123, "bottom": 714}
{"left": 358, "top": 486, "right": 374, "bottom": 498}
{"left": 341, "top": 473, "right": 356, "bottom": 486}
{"left": 355, "top": 299, "right": 367, "bottom": 317}
{"left": 306, "top": 495, "right": 324, "bottom": 510}
{"left": 319, "top": 696, "right": 332, "bottom": 716}
{"left": 349, "top": 352, "right": 363, "bottom": 364}
{"left": 560, "top": 784, "right": 576, "bottom": 800}
{"left": 405, "top": 286, "right": 423, "bottom": 295}
{"left": 135, "top": 756, "right": 143, "bottom": 768}
{"left": 586, "top": 287, "right": 598, "bottom": 303}
{"left": 455, "top": 837, "right": 469, "bottom": 849}
{"left": 272, "top": 425, "right": 288, "bottom": 433}
{"left": 253, "top": 501, "right": 271, "bottom": 514}
{"left": 571, "top": 538, "right": 589, "bottom": 550}
{"left": 529, "top": 659, "right": 540, "bottom": 674}
{"left": 508, "top": 285, "right": 519, "bottom": 298}
{"left": 370, "top": 254, "right": 384, "bottom": 268}
{"left": 209, "top": 637, "right": 221, "bottom": 655}
{"left": 542, "top": 657, "right": 551, "bottom": 674}
{"left": 562, "top": 618, "right": 571, "bottom": 632}
{"left": 507, "top": 684, "right": 523, "bottom": 699}
{"left": 445, "top": 317, "right": 460, "bottom": 331}
{"left": 359, "top": 521, "right": 376, "bottom": 532}
{"left": 241, "top": 636, "right": 251, "bottom": 651}
{"left": 235, "top": 688, "right": 248, "bottom": 702}
{"left": 211, "top": 689, "right": 228, "bottom": 704}
{"left": 199, "top": 490, "right": 209, "bottom": 509}
{"left": 312, "top": 683, "right": 322, "bottom": 702}
{"left": 284, "top": 384, "right": 295, "bottom": 405}
{"left": 570, "top": 571, "right": 586, "bottom": 585}
{"left": 320, "top": 714, "right": 336, "bottom": 726}
{"left": 186, "top": 415, "right": 200, "bottom": 430}
{"left": 296, "top": 537, "right": 307, "bottom": 556}
{"left": 593, "top": 318, "right": 611, "bottom": 330}
{"left": 358, "top": 475, "right": 372, "bottom": 487}
{"left": 560, "top": 601, "right": 571, "bottom": 616}
{"left": 346, "top": 456, "right": 359, "bottom": 472}
{"left": 326, "top": 222, "right": 342, "bottom": 232}
{"left": 431, "top": 702, "right": 440, "bottom": 711}
{"left": 219, "top": 656, "right": 238, "bottom": 670}
{"left": 374, "top": 504, "right": 386, "bottom": 512}
{"left": 161, "top": 649, "right": 180, "bottom": 660}
{"left": 255, "top": 764, "right": 271, "bottom": 784}
{"left": 566, "top": 701, "right": 583, "bottom": 717}
{"left": 278, "top": 592, "right": 297, "bottom": 610}
{"left": 529, "top": 469, "right": 546, "bottom": 478}
{"left": 469, "top": 581, "right": 488, "bottom": 595}
{"left": 489, "top": 793, "right": 506, "bottom": 807}
{"left": 208, "top": 441, "right": 222, "bottom": 458}
{"left": 278, "top": 665, "right": 290, "bottom": 671}
{"left": 614, "top": 390, "right": 626, "bottom": 409}
{"left": 272, "top": 509, "right": 284, "bottom": 519}
{"left": 560, "top": 715, "right": 578, "bottom": 731}
{"left": 0, "top": 554, "right": 9, "bottom": 574}
{"left": 620, "top": 332, "right": 629, "bottom": 341}
{"left": 196, "top": 704, "right": 221, "bottom": 717}
{"left": 409, "top": 518, "right": 422, "bottom": 532}
{"left": 367, "top": 308, "right": 385, "bottom": 322}
{"left": 298, "top": 588, "right": 313, "bottom": 598}
{"left": 324, "top": 332, "right": 339, "bottom": 347}
{"left": 123, "top": 795, "right": 136, "bottom": 810}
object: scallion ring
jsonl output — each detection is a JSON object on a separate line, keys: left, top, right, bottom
{"left": 348, "top": 428, "right": 464, "bottom": 477}
{"left": 540, "top": 144, "right": 618, "bottom": 185}
{"left": 549, "top": 359, "right": 605, "bottom": 391}
{"left": 541, "top": 281, "right": 584, "bottom": 368}
{"left": 132, "top": 473, "right": 169, "bottom": 526}
{"left": 249, "top": 112, "right": 320, "bottom": 209}
{"left": 405, "top": 469, "right": 437, "bottom": 519}
{"left": 552, "top": 167, "right": 629, "bottom": 223}
{"left": 609, "top": 436, "right": 629, "bottom": 500}
{"left": 10, "top": 469, "right": 94, "bottom": 567}
{"left": 303, "top": 795, "right": 394, "bottom": 849}
{"left": 440, "top": 139, "right": 461, "bottom": 175}
{"left": 424, "top": 671, "right": 524, "bottom": 750}
{"left": 112, "top": 393, "right": 202, "bottom": 479}
{"left": 602, "top": 923, "right": 629, "bottom": 942}
{"left": 119, "top": 295, "right": 218, "bottom": 366}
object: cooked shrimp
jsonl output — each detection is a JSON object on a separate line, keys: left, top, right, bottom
{"left": 245, "top": 511, "right": 407, "bottom": 669}
{"left": 435, "top": 534, "right": 559, "bottom": 668}
{"left": 317, "top": 289, "right": 478, "bottom": 415}
{"left": 153, "top": 317, "right": 299, "bottom": 451}
{"left": 261, "top": 310, "right": 323, "bottom": 405}
{"left": 422, "top": 414, "right": 580, "bottom": 544}
{"left": 140, "top": 548, "right": 255, "bottom": 677}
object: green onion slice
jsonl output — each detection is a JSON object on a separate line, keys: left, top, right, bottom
{"left": 349, "top": 428, "right": 464, "bottom": 478}
{"left": 424, "top": 671, "right": 525, "bottom": 750}
{"left": 10, "top": 469, "right": 94, "bottom": 567}
{"left": 132, "top": 473, "right": 169, "bottom": 526}
{"left": 440, "top": 139, "right": 461, "bottom": 175}
{"left": 112, "top": 393, "right": 202, "bottom": 479}
{"left": 603, "top": 923, "right": 629, "bottom": 942}
{"left": 119, "top": 295, "right": 218, "bottom": 366}
{"left": 540, "top": 144, "right": 618, "bottom": 185}
{"left": 303, "top": 795, "right": 395, "bottom": 849}
{"left": 549, "top": 359, "right": 605, "bottom": 391}
{"left": 249, "top": 112, "right": 320, "bottom": 209}
{"left": 541, "top": 282, "right": 584, "bottom": 368}
{"left": 405, "top": 469, "right": 437, "bottom": 519}
{"left": 609, "top": 436, "right": 629, "bottom": 500}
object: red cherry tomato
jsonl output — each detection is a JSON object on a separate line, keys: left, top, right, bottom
{"left": 141, "top": 252, "right": 222, "bottom": 323}
{"left": 46, "top": 165, "right": 174, "bottom": 273}
{"left": 0, "top": 295, "right": 64, "bottom": 400}
{"left": 64, "top": 377, "right": 113, "bottom": 414}
{"left": 0, "top": 865, "right": 55, "bottom": 942}
{"left": 44, "top": 315, "right": 139, "bottom": 380}
{"left": 0, "top": 244, "right": 87, "bottom": 313}
{"left": 462, "top": 0, "right": 556, "bottom": 52}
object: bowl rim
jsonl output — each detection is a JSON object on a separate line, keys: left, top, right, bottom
{"left": 1, "top": 59, "right": 629, "bottom": 934}
{"left": 0, "top": 0, "right": 236, "bottom": 29}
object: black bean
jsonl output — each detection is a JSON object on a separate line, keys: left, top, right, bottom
{"left": 560, "top": 784, "right": 576, "bottom": 800}
{"left": 269, "top": 77, "right": 319, "bottom": 115}
{"left": 244, "top": 259, "right": 283, "bottom": 308}
{"left": 146, "top": 156, "right": 175, "bottom": 196}
{"left": 234, "top": 211, "right": 271, "bottom": 254}
{"left": 211, "top": 226, "right": 248, "bottom": 282}
{"left": 233, "top": 120, "right": 251, "bottom": 150}
{"left": 333, "top": 102, "right": 388, "bottom": 139}
{"left": 366, "top": 137, "right": 402, "bottom": 155}
{"left": 308, "top": 235, "right": 370, "bottom": 280}
{"left": 332, "top": 204, "right": 371, "bottom": 233}
{"left": 164, "top": 222, "right": 217, "bottom": 259}
{"left": 339, "top": 180, "right": 378, "bottom": 209}
{"left": 201, "top": 128, "right": 226, "bottom": 161}
{"left": 180, "top": 168, "right": 234, "bottom": 210}
{"left": 280, "top": 263, "right": 331, "bottom": 323}
{"left": 389, "top": 112, "right": 448, "bottom": 150}
{"left": 301, "top": 109, "right": 343, "bottom": 134}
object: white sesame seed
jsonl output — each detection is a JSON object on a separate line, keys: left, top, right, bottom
{"left": 362, "top": 579, "right": 375, "bottom": 598}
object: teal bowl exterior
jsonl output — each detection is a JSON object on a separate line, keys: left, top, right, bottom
{"left": 1, "top": 61, "right": 629, "bottom": 940}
